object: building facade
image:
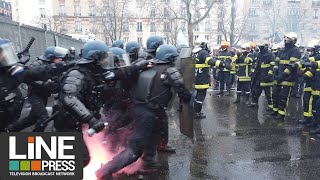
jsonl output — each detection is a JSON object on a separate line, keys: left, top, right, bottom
{"left": 0, "top": 0, "right": 12, "bottom": 19}
{"left": 242, "top": 0, "right": 320, "bottom": 44}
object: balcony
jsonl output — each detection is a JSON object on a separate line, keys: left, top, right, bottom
{"left": 263, "top": 0, "right": 272, "bottom": 6}
{"left": 288, "top": 0, "right": 300, "bottom": 3}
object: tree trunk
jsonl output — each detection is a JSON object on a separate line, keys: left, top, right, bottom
{"left": 188, "top": 23, "right": 194, "bottom": 48}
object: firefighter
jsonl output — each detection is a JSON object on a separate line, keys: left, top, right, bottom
{"left": 275, "top": 32, "right": 301, "bottom": 120}
{"left": 194, "top": 42, "right": 224, "bottom": 119}
{"left": 230, "top": 47, "right": 238, "bottom": 89}
{"left": 248, "top": 40, "right": 275, "bottom": 109}
{"left": 234, "top": 43, "right": 254, "bottom": 104}
{"left": 216, "top": 41, "right": 233, "bottom": 96}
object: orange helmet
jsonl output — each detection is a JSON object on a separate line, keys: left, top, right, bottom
{"left": 220, "top": 41, "right": 230, "bottom": 51}
{"left": 249, "top": 42, "right": 255, "bottom": 50}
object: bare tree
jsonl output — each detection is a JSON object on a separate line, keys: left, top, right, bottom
{"left": 210, "top": 0, "right": 247, "bottom": 46}
{"left": 33, "top": 10, "right": 61, "bottom": 32}
{"left": 96, "top": 0, "right": 131, "bottom": 44}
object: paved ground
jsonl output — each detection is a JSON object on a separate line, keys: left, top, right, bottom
{"left": 20, "top": 91, "right": 320, "bottom": 180}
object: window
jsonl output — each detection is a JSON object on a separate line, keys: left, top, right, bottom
{"left": 205, "top": 20, "right": 211, "bottom": 31}
{"left": 181, "top": 9, "right": 186, "bottom": 18}
{"left": 217, "top": 22, "right": 223, "bottom": 32}
{"left": 89, "top": 6, "right": 95, "bottom": 16}
{"left": 124, "top": 37, "right": 129, "bottom": 43}
{"left": 59, "top": 5, "right": 65, "bottom": 16}
{"left": 250, "top": 23, "right": 256, "bottom": 31}
{"left": 137, "top": 22, "right": 143, "bottom": 32}
{"left": 181, "top": 21, "right": 186, "bottom": 32}
{"left": 288, "top": 0, "right": 300, "bottom": 3}
{"left": 74, "top": 5, "right": 81, "bottom": 16}
{"left": 249, "top": 8, "right": 259, "bottom": 17}
{"left": 263, "top": 0, "right": 272, "bottom": 5}
{"left": 251, "top": 0, "right": 260, "bottom": 3}
{"left": 123, "top": 21, "right": 129, "bottom": 32}
{"left": 194, "top": 35, "right": 199, "bottom": 41}
{"left": 313, "top": 9, "right": 318, "bottom": 19}
{"left": 287, "top": 22, "right": 298, "bottom": 32}
{"left": 137, "top": 37, "right": 143, "bottom": 44}
{"left": 75, "top": 21, "right": 82, "bottom": 32}
{"left": 40, "top": 8, "right": 46, "bottom": 18}
{"left": 288, "top": 8, "right": 300, "bottom": 17}
{"left": 218, "top": 8, "right": 224, "bottom": 17}
{"left": 205, "top": 35, "right": 209, "bottom": 40}
{"left": 313, "top": 0, "right": 320, "bottom": 7}
{"left": 150, "top": 22, "right": 156, "bottom": 32}
{"left": 194, "top": 24, "right": 199, "bottom": 31}
{"left": 164, "top": 22, "right": 170, "bottom": 32}
{"left": 163, "top": 7, "right": 169, "bottom": 18}
{"left": 217, "top": 35, "right": 222, "bottom": 44}
{"left": 150, "top": 8, "right": 156, "bottom": 17}
{"left": 39, "top": 0, "right": 45, "bottom": 3}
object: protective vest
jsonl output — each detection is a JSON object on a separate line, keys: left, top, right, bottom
{"left": 236, "top": 53, "right": 253, "bottom": 82}
{"left": 217, "top": 50, "right": 232, "bottom": 72}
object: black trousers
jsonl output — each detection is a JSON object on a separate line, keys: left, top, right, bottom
{"left": 96, "top": 105, "right": 163, "bottom": 177}
{"left": 159, "top": 109, "right": 169, "bottom": 148}
{"left": 231, "top": 73, "right": 236, "bottom": 86}
{"left": 195, "top": 89, "right": 207, "bottom": 113}
{"left": 219, "top": 71, "right": 231, "bottom": 91}
{"left": 252, "top": 84, "right": 273, "bottom": 108}
{"left": 278, "top": 86, "right": 292, "bottom": 116}
{"left": 314, "top": 95, "right": 320, "bottom": 124}
{"left": 303, "top": 91, "right": 313, "bottom": 119}
{"left": 272, "top": 84, "right": 281, "bottom": 113}
{"left": 292, "top": 77, "right": 304, "bottom": 96}
{"left": 237, "top": 81, "right": 251, "bottom": 94}
{"left": 9, "top": 92, "right": 49, "bottom": 132}
{"left": 0, "top": 89, "right": 24, "bottom": 131}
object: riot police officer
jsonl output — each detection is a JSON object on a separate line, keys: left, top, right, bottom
{"left": 125, "top": 41, "right": 143, "bottom": 63}
{"left": 95, "top": 44, "right": 193, "bottom": 180}
{"left": 112, "top": 40, "right": 125, "bottom": 49}
{"left": 0, "top": 38, "right": 72, "bottom": 131}
{"left": 145, "top": 35, "right": 164, "bottom": 59}
{"left": 7, "top": 46, "right": 69, "bottom": 132}
{"left": 56, "top": 40, "right": 148, "bottom": 167}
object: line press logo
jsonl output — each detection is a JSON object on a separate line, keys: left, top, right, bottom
{"left": 0, "top": 132, "right": 83, "bottom": 180}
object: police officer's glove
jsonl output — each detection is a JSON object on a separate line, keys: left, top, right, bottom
{"left": 8, "top": 65, "right": 24, "bottom": 76}
{"left": 134, "top": 59, "right": 151, "bottom": 71}
{"left": 87, "top": 117, "right": 107, "bottom": 137}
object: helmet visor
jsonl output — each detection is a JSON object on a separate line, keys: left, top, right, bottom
{"left": 0, "top": 42, "right": 19, "bottom": 67}
{"left": 114, "top": 53, "right": 131, "bottom": 67}
{"left": 99, "top": 52, "right": 114, "bottom": 70}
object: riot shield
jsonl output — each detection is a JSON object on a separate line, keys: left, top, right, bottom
{"left": 178, "top": 47, "right": 194, "bottom": 139}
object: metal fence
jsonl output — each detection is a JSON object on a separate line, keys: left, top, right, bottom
{"left": 0, "top": 17, "right": 84, "bottom": 61}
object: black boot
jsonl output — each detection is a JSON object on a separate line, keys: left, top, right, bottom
{"left": 234, "top": 93, "right": 241, "bottom": 103}
{"left": 298, "top": 117, "right": 312, "bottom": 124}
{"left": 225, "top": 90, "right": 231, "bottom": 96}
{"left": 310, "top": 126, "right": 320, "bottom": 135}
{"left": 248, "top": 101, "right": 258, "bottom": 107}
{"left": 194, "top": 112, "right": 206, "bottom": 119}
{"left": 142, "top": 154, "right": 161, "bottom": 170}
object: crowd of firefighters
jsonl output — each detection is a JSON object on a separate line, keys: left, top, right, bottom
{"left": 193, "top": 32, "right": 320, "bottom": 138}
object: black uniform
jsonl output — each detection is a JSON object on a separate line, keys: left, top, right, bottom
{"left": 195, "top": 49, "right": 221, "bottom": 115}
{"left": 276, "top": 44, "right": 301, "bottom": 118}
{"left": 0, "top": 63, "right": 68, "bottom": 131}
{"left": 235, "top": 52, "right": 253, "bottom": 102}
{"left": 216, "top": 49, "right": 233, "bottom": 94}
{"left": 8, "top": 59, "right": 60, "bottom": 132}
{"left": 95, "top": 63, "right": 192, "bottom": 179}
{"left": 250, "top": 49, "right": 275, "bottom": 108}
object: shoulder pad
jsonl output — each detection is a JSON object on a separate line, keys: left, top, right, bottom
{"left": 29, "top": 60, "right": 45, "bottom": 68}
{"left": 68, "top": 70, "right": 85, "bottom": 78}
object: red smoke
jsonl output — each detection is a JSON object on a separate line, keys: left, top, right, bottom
{"left": 82, "top": 126, "right": 142, "bottom": 180}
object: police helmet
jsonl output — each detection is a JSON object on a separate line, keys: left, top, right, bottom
{"left": 112, "top": 40, "right": 125, "bottom": 49}
{"left": 109, "top": 47, "right": 130, "bottom": 67}
{"left": 155, "top": 44, "right": 178, "bottom": 63}
{"left": 146, "top": 36, "right": 164, "bottom": 52}
{"left": 125, "top": 41, "right": 141, "bottom": 61}
{"left": 0, "top": 38, "right": 19, "bottom": 67}
{"left": 78, "top": 40, "right": 113, "bottom": 69}
{"left": 39, "top": 46, "right": 69, "bottom": 62}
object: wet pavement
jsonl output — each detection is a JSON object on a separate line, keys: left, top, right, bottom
{"left": 20, "top": 91, "right": 320, "bottom": 180}
{"left": 132, "top": 90, "right": 320, "bottom": 180}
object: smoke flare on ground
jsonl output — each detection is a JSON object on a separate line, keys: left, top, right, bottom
{"left": 82, "top": 126, "right": 142, "bottom": 180}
